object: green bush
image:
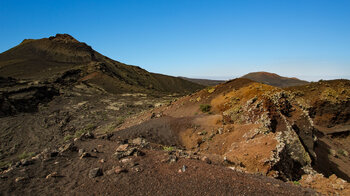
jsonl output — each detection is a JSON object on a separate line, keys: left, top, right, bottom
{"left": 200, "top": 104, "right": 211, "bottom": 113}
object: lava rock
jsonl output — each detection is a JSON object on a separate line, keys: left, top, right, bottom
{"left": 89, "top": 168, "right": 103, "bottom": 178}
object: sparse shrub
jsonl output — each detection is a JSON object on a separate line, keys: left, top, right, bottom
{"left": 18, "top": 151, "right": 35, "bottom": 160}
{"left": 74, "top": 123, "right": 96, "bottom": 138}
{"left": 103, "top": 123, "right": 117, "bottom": 134}
{"left": 200, "top": 104, "right": 211, "bottom": 113}
{"left": 163, "top": 146, "right": 175, "bottom": 152}
{"left": 293, "top": 181, "right": 300, "bottom": 185}
{"left": 0, "top": 161, "right": 10, "bottom": 169}
{"left": 337, "top": 149, "right": 349, "bottom": 157}
{"left": 64, "top": 134, "right": 74, "bottom": 142}
{"left": 207, "top": 87, "right": 215, "bottom": 93}
{"left": 74, "top": 130, "right": 86, "bottom": 138}
{"left": 116, "top": 116, "right": 125, "bottom": 125}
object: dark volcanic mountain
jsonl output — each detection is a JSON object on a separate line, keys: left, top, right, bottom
{"left": 0, "top": 34, "right": 203, "bottom": 168}
{"left": 0, "top": 34, "right": 203, "bottom": 94}
{"left": 241, "top": 71, "right": 309, "bottom": 87}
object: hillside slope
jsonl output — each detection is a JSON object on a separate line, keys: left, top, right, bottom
{"left": 241, "top": 72, "right": 308, "bottom": 87}
{"left": 116, "top": 78, "right": 350, "bottom": 194}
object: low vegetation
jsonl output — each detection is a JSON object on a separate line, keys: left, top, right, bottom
{"left": 64, "top": 134, "right": 74, "bottom": 142}
{"left": 200, "top": 104, "right": 211, "bottom": 113}
{"left": 18, "top": 151, "right": 35, "bottom": 160}
{"left": 163, "top": 146, "right": 175, "bottom": 152}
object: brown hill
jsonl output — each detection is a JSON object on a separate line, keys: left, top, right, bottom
{"left": 241, "top": 71, "right": 309, "bottom": 87}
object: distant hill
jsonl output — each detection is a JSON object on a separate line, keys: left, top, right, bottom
{"left": 179, "top": 77, "right": 225, "bottom": 86}
{"left": 241, "top": 72, "right": 308, "bottom": 87}
{"left": 0, "top": 34, "right": 204, "bottom": 95}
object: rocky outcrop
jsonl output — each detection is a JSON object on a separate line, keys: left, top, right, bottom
{"left": 0, "top": 78, "right": 58, "bottom": 117}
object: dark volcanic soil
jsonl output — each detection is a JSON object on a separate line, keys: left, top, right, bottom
{"left": 0, "top": 137, "right": 316, "bottom": 195}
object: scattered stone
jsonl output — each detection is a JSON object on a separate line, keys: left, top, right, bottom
{"left": 151, "top": 113, "right": 156, "bottom": 119}
{"left": 99, "top": 159, "right": 105, "bottom": 163}
{"left": 97, "top": 133, "right": 113, "bottom": 140}
{"left": 78, "top": 149, "right": 85, "bottom": 156}
{"left": 124, "top": 148, "right": 137, "bottom": 156}
{"left": 182, "top": 165, "right": 187, "bottom": 172}
{"left": 120, "top": 158, "right": 133, "bottom": 164}
{"left": 82, "top": 132, "right": 94, "bottom": 139}
{"left": 31, "top": 154, "right": 42, "bottom": 160}
{"left": 15, "top": 177, "right": 25, "bottom": 182}
{"left": 133, "top": 149, "right": 145, "bottom": 157}
{"left": 329, "top": 149, "right": 337, "bottom": 157}
{"left": 59, "top": 143, "right": 76, "bottom": 153}
{"left": 14, "top": 161, "right": 21, "bottom": 167}
{"left": 151, "top": 112, "right": 163, "bottom": 119}
{"left": 113, "top": 152, "right": 125, "bottom": 160}
{"left": 80, "top": 152, "right": 91, "bottom": 159}
{"left": 116, "top": 144, "right": 129, "bottom": 152}
{"left": 131, "top": 137, "right": 144, "bottom": 145}
{"left": 114, "top": 145, "right": 144, "bottom": 160}
{"left": 88, "top": 168, "right": 103, "bottom": 178}
{"left": 21, "top": 159, "right": 34, "bottom": 166}
{"left": 201, "top": 156, "right": 211, "bottom": 164}
{"left": 46, "top": 172, "right": 59, "bottom": 179}
{"left": 169, "top": 155, "right": 177, "bottom": 163}
{"left": 106, "top": 169, "right": 115, "bottom": 175}
{"left": 91, "top": 148, "right": 99, "bottom": 153}
{"left": 132, "top": 166, "right": 143, "bottom": 172}
{"left": 217, "top": 128, "right": 223, "bottom": 134}
{"left": 114, "top": 166, "right": 127, "bottom": 174}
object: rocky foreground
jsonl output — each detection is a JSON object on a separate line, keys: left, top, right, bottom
{"left": 0, "top": 134, "right": 317, "bottom": 195}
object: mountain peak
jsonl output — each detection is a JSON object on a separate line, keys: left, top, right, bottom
{"left": 48, "top": 33, "right": 79, "bottom": 43}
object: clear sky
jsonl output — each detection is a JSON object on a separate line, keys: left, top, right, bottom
{"left": 1, "top": 0, "right": 349, "bottom": 81}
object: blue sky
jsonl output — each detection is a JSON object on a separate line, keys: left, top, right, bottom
{"left": 1, "top": 0, "right": 349, "bottom": 80}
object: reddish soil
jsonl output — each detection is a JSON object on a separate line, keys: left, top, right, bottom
{"left": 115, "top": 78, "right": 350, "bottom": 195}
